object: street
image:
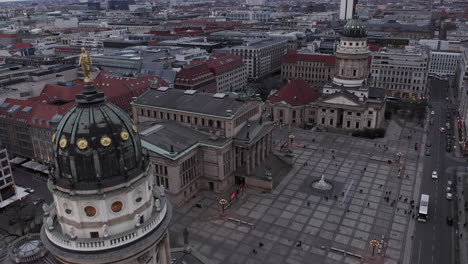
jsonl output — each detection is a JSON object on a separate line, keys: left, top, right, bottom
{"left": 411, "top": 78, "right": 465, "bottom": 264}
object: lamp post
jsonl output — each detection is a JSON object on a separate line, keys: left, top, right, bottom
{"left": 369, "top": 239, "right": 380, "bottom": 256}
{"left": 396, "top": 152, "right": 403, "bottom": 163}
{"left": 219, "top": 199, "right": 228, "bottom": 216}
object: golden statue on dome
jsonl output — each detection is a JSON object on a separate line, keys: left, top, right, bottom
{"left": 79, "top": 47, "right": 93, "bottom": 84}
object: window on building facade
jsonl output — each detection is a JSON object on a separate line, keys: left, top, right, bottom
{"left": 368, "top": 120, "right": 372, "bottom": 127}
{"left": 181, "top": 153, "right": 202, "bottom": 187}
{"left": 321, "top": 118, "right": 325, "bottom": 124}
{"left": 347, "top": 121, "right": 350, "bottom": 127}
{"left": 356, "top": 122, "right": 360, "bottom": 129}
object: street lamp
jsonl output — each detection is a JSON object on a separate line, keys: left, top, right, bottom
{"left": 396, "top": 152, "right": 403, "bottom": 163}
{"left": 219, "top": 199, "right": 228, "bottom": 216}
{"left": 369, "top": 239, "right": 380, "bottom": 256}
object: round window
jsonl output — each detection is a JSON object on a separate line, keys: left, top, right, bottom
{"left": 84, "top": 206, "right": 96, "bottom": 217}
{"left": 135, "top": 197, "right": 142, "bottom": 203}
{"left": 65, "top": 209, "right": 72, "bottom": 214}
{"left": 111, "top": 201, "right": 123, "bottom": 212}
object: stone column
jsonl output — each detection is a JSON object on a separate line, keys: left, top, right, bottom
{"left": 261, "top": 136, "right": 266, "bottom": 161}
{"left": 246, "top": 147, "right": 251, "bottom": 175}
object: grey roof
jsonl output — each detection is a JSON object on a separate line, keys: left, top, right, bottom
{"left": 138, "top": 121, "right": 227, "bottom": 153}
{"left": 133, "top": 89, "right": 245, "bottom": 118}
{"left": 368, "top": 87, "right": 386, "bottom": 100}
{"left": 367, "top": 22, "right": 432, "bottom": 32}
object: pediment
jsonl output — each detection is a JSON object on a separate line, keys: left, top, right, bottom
{"left": 323, "top": 95, "right": 360, "bottom": 106}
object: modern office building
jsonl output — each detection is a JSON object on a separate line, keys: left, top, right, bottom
{"left": 0, "top": 149, "right": 16, "bottom": 208}
{"left": 340, "top": 0, "right": 357, "bottom": 20}
{"left": 428, "top": 51, "right": 461, "bottom": 76}
{"left": 231, "top": 38, "right": 288, "bottom": 81}
{"left": 370, "top": 46, "right": 429, "bottom": 100}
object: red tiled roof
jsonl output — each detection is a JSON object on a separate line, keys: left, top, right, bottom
{"left": 205, "top": 54, "right": 244, "bottom": 76}
{"left": 0, "top": 98, "right": 74, "bottom": 128}
{"left": 38, "top": 71, "right": 167, "bottom": 111}
{"left": 282, "top": 50, "right": 336, "bottom": 65}
{"left": 0, "top": 33, "right": 20, "bottom": 38}
{"left": 268, "top": 79, "right": 320, "bottom": 106}
{"left": 178, "top": 20, "right": 243, "bottom": 28}
{"left": 368, "top": 44, "right": 380, "bottom": 52}
{"left": 175, "top": 64, "right": 215, "bottom": 85}
{"left": 13, "top": 42, "right": 33, "bottom": 49}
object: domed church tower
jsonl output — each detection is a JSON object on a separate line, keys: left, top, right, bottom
{"left": 332, "top": 16, "right": 370, "bottom": 92}
{"left": 40, "top": 63, "right": 172, "bottom": 264}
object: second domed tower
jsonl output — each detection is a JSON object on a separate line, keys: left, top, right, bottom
{"left": 333, "top": 16, "right": 370, "bottom": 88}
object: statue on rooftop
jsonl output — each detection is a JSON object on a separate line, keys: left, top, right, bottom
{"left": 79, "top": 47, "right": 93, "bottom": 84}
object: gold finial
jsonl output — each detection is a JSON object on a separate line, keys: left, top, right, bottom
{"left": 79, "top": 47, "right": 93, "bottom": 84}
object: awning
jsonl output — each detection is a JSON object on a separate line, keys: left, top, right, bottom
{"left": 33, "top": 164, "right": 48, "bottom": 172}
{"left": 22, "top": 161, "right": 41, "bottom": 169}
{"left": 9, "top": 157, "right": 26, "bottom": 165}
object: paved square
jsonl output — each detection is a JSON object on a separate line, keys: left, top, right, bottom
{"left": 169, "top": 121, "right": 423, "bottom": 263}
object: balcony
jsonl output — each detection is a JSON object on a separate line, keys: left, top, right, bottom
{"left": 44, "top": 200, "right": 168, "bottom": 252}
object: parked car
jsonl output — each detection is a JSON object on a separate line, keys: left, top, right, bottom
{"left": 426, "top": 141, "right": 432, "bottom": 147}
{"left": 447, "top": 180, "right": 452, "bottom": 186}
{"left": 447, "top": 217, "right": 453, "bottom": 226}
{"left": 446, "top": 192, "right": 453, "bottom": 200}
{"left": 431, "top": 111, "right": 435, "bottom": 115}
{"left": 425, "top": 149, "right": 431, "bottom": 156}
{"left": 440, "top": 127, "right": 446, "bottom": 133}
{"left": 432, "top": 171, "right": 438, "bottom": 179}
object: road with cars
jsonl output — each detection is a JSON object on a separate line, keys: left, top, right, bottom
{"left": 411, "top": 78, "right": 465, "bottom": 264}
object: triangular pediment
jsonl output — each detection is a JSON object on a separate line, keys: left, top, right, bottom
{"left": 323, "top": 95, "right": 360, "bottom": 106}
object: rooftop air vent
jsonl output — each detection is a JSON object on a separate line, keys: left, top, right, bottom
{"left": 184, "top": 90, "right": 197, "bottom": 95}
{"left": 157, "top": 86, "right": 170, "bottom": 92}
{"left": 213, "top": 93, "right": 227, "bottom": 99}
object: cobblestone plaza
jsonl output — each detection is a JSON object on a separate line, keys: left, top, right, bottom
{"left": 169, "top": 121, "right": 423, "bottom": 264}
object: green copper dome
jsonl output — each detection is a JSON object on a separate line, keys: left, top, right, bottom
{"left": 51, "top": 84, "right": 145, "bottom": 191}
{"left": 343, "top": 16, "right": 367, "bottom": 38}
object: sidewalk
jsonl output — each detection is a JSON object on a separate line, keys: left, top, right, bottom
{"left": 456, "top": 169, "right": 468, "bottom": 264}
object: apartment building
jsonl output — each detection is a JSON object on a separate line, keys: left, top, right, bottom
{"left": 281, "top": 50, "right": 336, "bottom": 86}
{"left": 231, "top": 38, "right": 288, "bottom": 81}
{"left": 370, "top": 46, "right": 429, "bottom": 100}
{"left": 206, "top": 54, "right": 247, "bottom": 92}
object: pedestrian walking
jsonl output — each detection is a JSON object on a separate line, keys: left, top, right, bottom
{"left": 307, "top": 201, "right": 310, "bottom": 207}
{"left": 252, "top": 249, "right": 257, "bottom": 254}
{"left": 367, "top": 202, "right": 370, "bottom": 207}
{"left": 259, "top": 242, "right": 264, "bottom": 248}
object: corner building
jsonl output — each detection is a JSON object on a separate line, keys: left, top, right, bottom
{"left": 41, "top": 83, "right": 172, "bottom": 264}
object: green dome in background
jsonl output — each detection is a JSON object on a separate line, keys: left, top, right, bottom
{"left": 343, "top": 16, "right": 367, "bottom": 38}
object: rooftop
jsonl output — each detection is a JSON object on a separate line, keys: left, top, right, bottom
{"left": 268, "top": 79, "right": 320, "bottom": 106}
{"left": 133, "top": 88, "right": 247, "bottom": 118}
